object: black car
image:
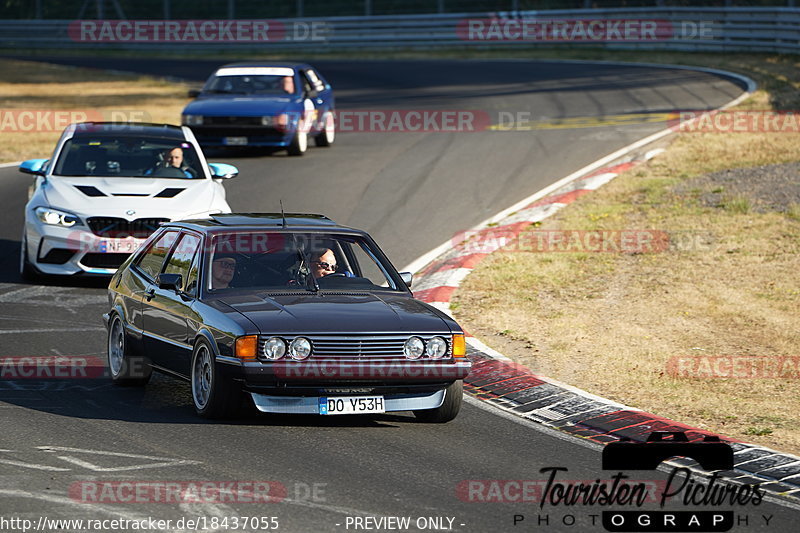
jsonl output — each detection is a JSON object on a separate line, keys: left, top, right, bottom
{"left": 104, "top": 214, "right": 471, "bottom": 422}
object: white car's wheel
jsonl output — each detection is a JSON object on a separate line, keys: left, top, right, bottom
{"left": 315, "top": 112, "right": 335, "bottom": 147}
{"left": 19, "top": 233, "right": 37, "bottom": 281}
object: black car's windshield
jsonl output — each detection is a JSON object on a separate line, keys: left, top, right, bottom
{"left": 53, "top": 136, "right": 202, "bottom": 179}
{"left": 205, "top": 232, "right": 402, "bottom": 294}
{"left": 204, "top": 69, "right": 297, "bottom": 96}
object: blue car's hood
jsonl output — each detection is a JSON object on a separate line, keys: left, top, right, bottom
{"left": 183, "top": 95, "right": 299, "bottom": 116}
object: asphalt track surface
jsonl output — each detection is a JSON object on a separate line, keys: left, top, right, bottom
{"left": 1, "top": 57, "right": 796, "bottom": 531}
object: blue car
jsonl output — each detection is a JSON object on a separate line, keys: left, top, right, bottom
{"left": 182, "top": 63, "right": 335, "bottom": 156}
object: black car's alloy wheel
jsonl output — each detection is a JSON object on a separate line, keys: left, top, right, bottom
{"left": 413, "top": 380, "right": 463, "bottom": 423}
{"left": 191, "top": 340, "right": 240, "bottom": 419}
{"left": 107, "top": 315, "right": 151, "bottom": 386}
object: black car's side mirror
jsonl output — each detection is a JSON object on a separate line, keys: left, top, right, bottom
{"left": 188, "top": 89, "right": 201, "bottom": 98}
{"left": 399, "top": 272, "right": 413, "bottom": 288}
{"left": 156, "top": 273, "right": 183, "bottom": 292}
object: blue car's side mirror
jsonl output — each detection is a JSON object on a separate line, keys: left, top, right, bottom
{"left": 19, "top": 159, "right": 48, "bottom": 176}
{"left": 208, "top": 163, "right": 238, "bottom": 180}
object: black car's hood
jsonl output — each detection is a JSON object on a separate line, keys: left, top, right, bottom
{"left": 214, "top": 292, "right": 453, "bottom": 334}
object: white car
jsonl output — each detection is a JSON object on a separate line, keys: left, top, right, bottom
{"left": 18, "top": 122, "right": 237, "bottom": 278}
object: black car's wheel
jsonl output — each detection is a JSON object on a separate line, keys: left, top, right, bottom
{"left": 19, "top": 233, "right": 38, "bottom": 282}
{"left": 287, "top": 129, "right": 308, "bottom": 156}
{"left": 314, "top": 112, "right": 335, "bottom": 147}
{"left": 413, "top": 381, "right": 463, "bottom": 423}
{"left": 107, "top": 315, "right": 152, "bottom": 386}
{"left": 191, "top": 340, "right": 240, "bottom": 419}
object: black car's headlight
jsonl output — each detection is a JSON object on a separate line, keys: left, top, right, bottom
{"left": 289, "top": 337, "right": 312, "bottom": 360}
{"left": 34, "top": 207, "right": 81, "bottom": 227}
{"left": 404, "top": 336, "right": 425, "bottom": 360}
{"left": 426, "top": 336, "right": 448, "bottom": 359}
{"left": 263, "top": 337, "right": 287, "bottom": 360}
{"left": 183, "top": 114, "right": 203, "bottom": 126}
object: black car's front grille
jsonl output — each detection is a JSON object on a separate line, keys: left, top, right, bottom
{"left": 259, "top": 334, "right": 453, "bottom": 362}
{"left": 86, "top": 217, "right": 169, "bottom": 238}
{"left": 80, "top": 253, "right": 128, "bottom": 269}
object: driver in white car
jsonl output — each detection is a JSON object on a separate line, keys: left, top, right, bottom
{"left": 147, "top": 146, "right": 196, "bottom": 178}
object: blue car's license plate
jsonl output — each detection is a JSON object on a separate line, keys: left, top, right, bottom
{"left": 319, "top": 396, "right": 385, "bottom": 415}
{"left": 224, "top": 136, "right": 247, "bottom": 146}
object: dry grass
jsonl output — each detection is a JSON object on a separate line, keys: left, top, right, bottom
{"left": 0, "top": 59, "right": 189, "bottom": 163}
{"left": 453, "top": 55, "right": 800, "bottom": 454}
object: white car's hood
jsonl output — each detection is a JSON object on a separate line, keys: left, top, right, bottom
{"left": 42, "top": 176, "right": 229, "bottom": 220}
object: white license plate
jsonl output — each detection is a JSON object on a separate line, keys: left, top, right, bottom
{"left": 319, "top": 396, "right": 385, "bottom": 415}
{"left": 100, "top": 239, "right": 142, "bottom": 253}
{"left": 224, "top": 136, "right": 248, "bottom": 146}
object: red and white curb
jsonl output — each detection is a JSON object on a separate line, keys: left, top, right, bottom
{"left": 409, "top": 148, "right": 800, "bottom": 502}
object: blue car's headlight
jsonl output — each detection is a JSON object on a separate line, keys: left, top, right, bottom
{"left": 34, "top": 207, "right": 81, "bottom": 227}
{"left": 183, "top": 115, "right": 203, "bottom": 126}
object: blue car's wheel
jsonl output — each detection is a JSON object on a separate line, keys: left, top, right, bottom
{"left": 287, "top": 130, "right": 308, "bottom": 156}
{"left": 315, "top": 111, "right": 335, "bottom": 147}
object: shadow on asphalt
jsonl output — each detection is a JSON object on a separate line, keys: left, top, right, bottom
{"left": 0, "top": 372, "right": 422, "bottom": 428}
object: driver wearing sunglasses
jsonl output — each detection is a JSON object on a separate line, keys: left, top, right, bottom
{"left": 310, "top": 248, "right": 338, "bottom": 279}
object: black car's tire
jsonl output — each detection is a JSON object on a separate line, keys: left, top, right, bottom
{"left": 191, "top": 340, "right": 240, "bottom": 419}
{"left": 413, "top": 381, "right": 463, "bottom": 423}
{"left": 314, "top": 112, "right": 335, "bottom": 147}
{"left": 287, "top": 130, "right": 308, "bottom": 156}
{"left": 107, "top": 315, "right": 152, "bottom": 386}
{"left": 19, "top": 234, "right": 38, "bottom": 282}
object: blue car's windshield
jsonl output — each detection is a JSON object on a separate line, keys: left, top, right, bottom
{"left": 205, "top": 232, "right": 403, "bottom": 294}
{"left": 204, "top": 74, "right": 296, "bottom": 96}
{"left": 54, "top": 136, "right": 202, "bottom": 179}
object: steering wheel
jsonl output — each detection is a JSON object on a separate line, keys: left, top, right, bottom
{"left": 151, "top": 165, "right": 187, "bottom": 178}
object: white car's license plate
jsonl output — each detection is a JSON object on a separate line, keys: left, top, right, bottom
{"left": 100, "top": 239, "right": 142, "bottom": 253}
{"left": 224, "top": 136, "right": 248, "bottom": 146}
{"left": 319, "top": 396, "right": 385, "bottom": 415}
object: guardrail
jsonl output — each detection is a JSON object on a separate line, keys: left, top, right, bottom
{"left": 0, "top": 7, "right": 798, "bottom": 53}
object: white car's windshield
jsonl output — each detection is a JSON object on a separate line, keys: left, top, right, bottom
{"left": 53, "top": 136, "right": 202, "bottom": 179}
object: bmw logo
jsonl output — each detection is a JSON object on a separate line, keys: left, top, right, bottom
{"left": 126, "top": 210, "right": 136, "bottom": 216}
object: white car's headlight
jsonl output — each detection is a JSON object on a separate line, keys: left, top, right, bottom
{"left": 34, "top": 207, "right": 81, "bottom": 227}
{"left": 183, "top": 114, "right": 203, "bottom": 126}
